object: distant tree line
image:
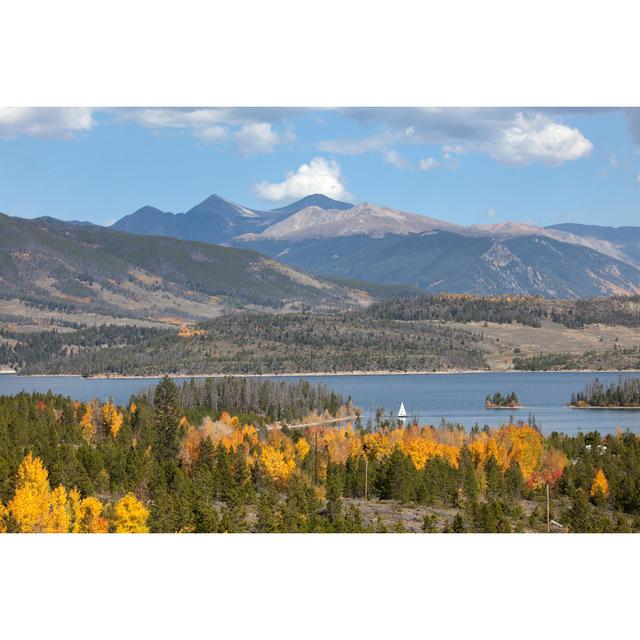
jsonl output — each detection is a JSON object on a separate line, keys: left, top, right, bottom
{"left": 514, "top": 345, "right": 640, "bottom": 371}
{"left": 366, "top": 294, "right": 547, "bottom": 327}
{"left": 0, "top": 324, "right": 169, "bottom": 371}
{"left": 367, "top": 293, "right": 640, "bottom": 329}
{"left": 571, "top": 377, "right": 640, "bottom": 407}
{"left": 142, "top": 376, "right": 351, "bottom": 424}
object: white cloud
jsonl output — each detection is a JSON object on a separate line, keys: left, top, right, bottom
{"left": 253, "top": 157, "right": 350, "bottom": 203}
{"left": 124, "top": 108, "right": 228, "bottom": 130}
{"left": 486, "top": 208, "right": 498, "bottom": 218}
{"left": 323, "top": 108, "right": 594, "bottom": 166}
{"left": 488, "top": 113, "right": 592, "bottom": 165}
{"left": 418, "top": 157, "right": 442, "bottom": 171}
{"left": 120, "top": 108, "right": 295, "bottom": 154}
{"left": 636, "top": 174, "right": 640, "bottom": 185}
{"left": 122, "top": 108, "right": 231, "bottom": 143}
{"left": 384, "top": 149, "right": 410, "bottom": 169}
{"left": 197, "top": 125, "right": 228, "bottom": 142}
{"left": 0, "top": 107, "right": 94, "bottom": 139}
{"left": 235, "top": 122, "right": 294, "bottom": 156}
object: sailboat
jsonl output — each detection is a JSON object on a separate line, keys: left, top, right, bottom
{"left": 398, "top": 402, "right": 408, "bottom": 425}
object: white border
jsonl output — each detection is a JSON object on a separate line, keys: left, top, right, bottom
{"left": 1, "top": 0, "right": 639, "bottom": 106}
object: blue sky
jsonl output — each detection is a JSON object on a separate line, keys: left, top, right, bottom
{"left": 0, "top": 107, "right": 638, "bottom": 227}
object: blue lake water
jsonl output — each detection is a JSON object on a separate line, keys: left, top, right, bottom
{"left": 1, "top": 371, "right": 639, "bottom": 435}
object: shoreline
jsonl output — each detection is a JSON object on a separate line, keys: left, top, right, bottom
{"left": 485, "top": 405, "right": 523, "bottom": 410}
{"left": 2, "top": 367, "right": 640, "bottom": 380}
{"left": 570, "top": 405, "right": 640, "bottom": 410}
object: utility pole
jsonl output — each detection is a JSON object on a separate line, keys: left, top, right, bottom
{"left": 364, "top": 456, "right": 369, "bottom": 501}
{"left": 546, "top": 483, "right": 550, "bottom": 533}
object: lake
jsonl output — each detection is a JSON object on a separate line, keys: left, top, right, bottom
{"left": 1, "top": 371, "right": 639, "bottom": 435}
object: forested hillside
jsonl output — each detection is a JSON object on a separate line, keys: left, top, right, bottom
{"left": 0, "top": 313, "right": 487, "bottom": 375}
{"left": 366, "top": 293, "right": 640, "bottom": 328}
{"left": 0, "top": 213, "right": 366, "bottom": 320}
{"left": 1, "top": 377, "right": 639, "bottom": 533}
{"left": 3, "top": 294, "right": 640, "bottom": 375}
{"left": 514, "top": 346, "right": 640, "bottom": 371}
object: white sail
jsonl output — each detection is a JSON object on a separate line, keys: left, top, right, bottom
{"left": 398, "top": 402, "right": 407, "bottom": 418}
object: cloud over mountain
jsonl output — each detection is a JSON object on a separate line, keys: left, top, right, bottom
{"left": 253, "top": 157, "right": 351, "bottom": 202}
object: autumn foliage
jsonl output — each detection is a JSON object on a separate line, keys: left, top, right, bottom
{"left": 101, "top": 402, "right": 124, "bottom": 438}
{"left": 0, "top": 453, "right": 148, "bottom": 533}
{"left": 6, "top": 452, "right": 68, "bottom": 533}
{"left": 591, "top": 468, "right": 609, "bottom": 497}
{"left": 0, "top": 383, "right": 594, "bottom": 534}
{"left": 114, "top": 494, "right": 149, "bottom": 533}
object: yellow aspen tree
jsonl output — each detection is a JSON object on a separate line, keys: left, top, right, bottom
{"left": 260, "top": 444, "right": 296, "bottom": 484}
{"left": 591, "top": 468, "right": 609, "bottom": 497}
{"left": 295, "top": 437, "right": 310, "bottom": 461}
{"left": 79, "top": 403, "right": 96, "bottom": 442}
{"left": 497, "top": 424, "right": 544, "bottom": 480}
{"left": 114, "top": 493, "right": 149, "bottom": 533}
{"left": 242, "top": 424, "right": 259, "bottom": 447}
{"left": 7, "top": 453, "right": 52, "bottom": 532}
{"left": 76, "top": 497, "right": 109, "bottom": 533}
{"left": 69, "top": 487, "right": 82, "bottom": 530}
{"left": 101, "top": 402, "right": 124, "bottom": 438}
{"left": 45, "top": 486, "right": 70, "bottom": 533}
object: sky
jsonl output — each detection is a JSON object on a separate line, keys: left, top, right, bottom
{"left": 0, "top": 107, "right": 639, "bottom": 227}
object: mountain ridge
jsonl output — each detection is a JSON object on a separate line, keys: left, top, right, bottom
{"left": 60, "top": 193, "right": 640, "bottom": 298}
{"left": 111, "top": 193, "right": 350, "bottom": 245}
{"left": 0, "top": 212, "right": 370, "bottom": 323}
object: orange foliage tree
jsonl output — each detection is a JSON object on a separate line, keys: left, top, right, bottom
{"left": 591, "top": 468, "right": 609, "bottom": 497}
{"left": 528, "top": 448, "right": 568, "bottom": 489}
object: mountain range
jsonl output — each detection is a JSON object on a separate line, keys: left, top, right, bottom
{"left": 111, "top": 193, "right": 640, "bottom": 298}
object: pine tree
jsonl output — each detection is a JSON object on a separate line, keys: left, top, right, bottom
{"left": 422, "top": 513, "right": 437, "bottom": 532}
{"left": 504, "top": 460, "right": 525, "bottom": 499}
{"left": 256, "top": 487, "right": 282, "bottom": 533}
{"left": 458, "top": 446, "right": 478, "bottom": 503}
{"left": 153, "top": 376, "right": 181, "bottom": 462}
{"left": 325, "top": 464, "right": 343, "bottom": 523}
{"left": 567, "top": 489, "right": 592, "bottom": 533}
{"left": 485, "top": 455, "right": 504, "bottom": 499}
{"left": 451, "top": 513, "right": 466, "bottom": 533}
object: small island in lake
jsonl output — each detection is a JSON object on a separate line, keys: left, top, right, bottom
{"left": 485, "top": 391, "right": 520, "bottom": 409}
{"left": 570, "top": 377, "right": 640, "bottom": 408}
